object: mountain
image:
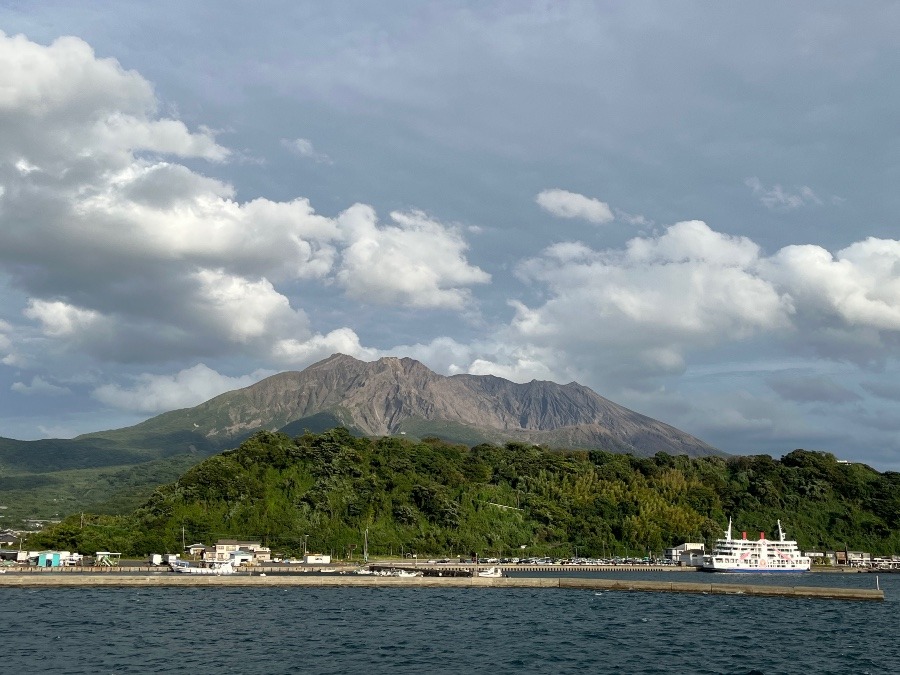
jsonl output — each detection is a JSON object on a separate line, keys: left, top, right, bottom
{"left": 103, "top": 353, "right": 719, "bottom": 457}
{"left": 0, "top": 354, "right": 718, "bottom": 522}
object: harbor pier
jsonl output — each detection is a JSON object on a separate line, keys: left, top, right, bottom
{"left": 0, "top": 572, "right": 883, "bottom": 601}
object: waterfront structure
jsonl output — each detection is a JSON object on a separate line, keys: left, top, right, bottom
{"left": 665, "top": 542, "right": 705, "bottom": 566}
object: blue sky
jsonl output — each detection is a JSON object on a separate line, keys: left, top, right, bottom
{"left": 2, "top": 2, "right": 900, "bottom": 468}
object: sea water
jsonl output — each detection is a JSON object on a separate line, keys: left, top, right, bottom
{"left": 2, "top": 572, "right": 898, "bottom": 674}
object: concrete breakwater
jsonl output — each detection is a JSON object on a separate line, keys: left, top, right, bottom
{"left": 0, "top": 573, "right": 883, "bottom": 601}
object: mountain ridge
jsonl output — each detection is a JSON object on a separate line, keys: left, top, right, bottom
{"left": 88, "top": 353, "right": 719, "bottom": 457}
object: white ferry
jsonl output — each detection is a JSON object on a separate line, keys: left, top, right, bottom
{"left": 701, "top": 518, "right": 810, "bottom": 573}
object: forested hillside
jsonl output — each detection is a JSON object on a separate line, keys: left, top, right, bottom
{"left": 29, "top": 429, "right": 900, "bottom": 558}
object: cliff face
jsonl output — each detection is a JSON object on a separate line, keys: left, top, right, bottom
{"left": 158, "top": 353, "right": 719, "bottom": 457}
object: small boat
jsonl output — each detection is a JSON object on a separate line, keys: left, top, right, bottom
{"left": 169, "top": 559, "right": 235, "bottom": 575}
{"left": 394, "top": 569, "right": 423, "bottom": 577}
{"left": 476, "top": 566, "right": 503, "bottom": 578}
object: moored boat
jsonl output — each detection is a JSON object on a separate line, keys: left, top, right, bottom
{"left": 169, "top": 559, "right": 235, "bottom": 575}
{"left": 701, "top": 518, "right": 810, "bottom": 573}
{"left": 476, "top": 566, "right": 503, "bottom": 578}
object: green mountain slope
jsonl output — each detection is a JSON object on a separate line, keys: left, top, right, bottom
{"left": 28, "top": 430, "right": 900, "bottom": 559}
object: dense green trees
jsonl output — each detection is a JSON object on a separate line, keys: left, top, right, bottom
{"left": 28, "top": 430, "right": 900, "bottom": 558}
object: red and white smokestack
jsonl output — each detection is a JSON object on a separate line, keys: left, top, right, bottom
{"left": 742, "top": 531, "right": 747, "bottom": 540}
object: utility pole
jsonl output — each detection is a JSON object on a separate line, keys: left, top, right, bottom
{"left": 364, "top": 528, "right": 369, "bottom": 563}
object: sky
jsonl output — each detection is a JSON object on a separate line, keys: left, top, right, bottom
{"left": 2, "top": 2, "right": 900, "bottom": 469}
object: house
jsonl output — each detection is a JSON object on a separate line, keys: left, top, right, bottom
{"left": 205, "top": 539, "right": 272, "bottom": 564}
{"left": 664, "top": 542, "right": 705, "bottom": 565}
{"left": 0, "top": 530, "right": 18, "bottom": 548}
{"left": 185, "top": 543, "right": 207, "bottom": 558}
{"left": 846, "top": 551, "right": 872, "bottom": 567}
{"left": 806, "top": 551, "right": 836, "bottom": 566}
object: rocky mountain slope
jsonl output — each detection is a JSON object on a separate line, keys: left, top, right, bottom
{"left": 113, "top": 354, "right": 719, "bottom": 457}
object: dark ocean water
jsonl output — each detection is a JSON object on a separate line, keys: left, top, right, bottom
{"left": 3, "top": 572, "right": 898, "bottom": 674}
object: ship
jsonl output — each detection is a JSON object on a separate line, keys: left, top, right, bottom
{"left": 701, "top": 518, "right": 810, "bottom": 573}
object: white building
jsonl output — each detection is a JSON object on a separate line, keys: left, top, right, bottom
{"left": 664, "top": 542, "right": 705, "bottom": 565}
{"left": 205, "top": 539, "right": 271, "bottom": 564}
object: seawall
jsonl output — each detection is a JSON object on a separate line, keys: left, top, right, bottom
{"left": 0, "top": 573, "right": 883, "bottom": 601}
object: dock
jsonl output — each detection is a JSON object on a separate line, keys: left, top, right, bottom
{"left": 0, "top": 572, "right": 883, "bottom": 601}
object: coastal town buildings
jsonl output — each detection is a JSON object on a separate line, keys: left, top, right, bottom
{"left": 203, "top": 539, "right": 272, "bottom": 564}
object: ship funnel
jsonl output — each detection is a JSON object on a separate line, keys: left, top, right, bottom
{"left": 742, "top": 531, "right": 746, "bottom": 540}
{"left": 760, "top": 532, "right": 765, "bottom": 540}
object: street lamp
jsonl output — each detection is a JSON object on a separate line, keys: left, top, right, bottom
{"left": 303, "top": 534, "right": 309, "bottom": 559}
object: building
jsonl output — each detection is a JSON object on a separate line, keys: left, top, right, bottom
{"left": 0, "top": 549, "right": 28, "bottom": 563}
{"left": 205, "top": 539, "right": 272, "bottom": 564}
{"left": 185, "top": 543, "right": 207, "bottom": 558}
{"left": 846, "top": 551, "right": 872, "bottom": 567}
{"left": 303, "top": 554, "right": 331, "bottom": 564}
{"left": 664, "top": 542, "right": 705, "bottom": 565}
{"left": 28, "top": 550, "right": 82, "bottom": 567}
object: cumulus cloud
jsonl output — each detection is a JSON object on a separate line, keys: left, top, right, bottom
{"left": 281, "top": 137, "right": 333, "bottom": 164}
{"left": 92, "top": 364, "right": 274, "bottom": 414}
{"left": 335, "top": 206, "right": 490, "bottom": 309}
{"left": 272, "top": 328, "right": 378, "bottom": 365}
{"left": 510, "top": 220, "right": 900, "bottom": 385}
{"left": 24, "top": 300, "right": 108, "bottom": 337}
{"left": 536, "top": 189, "right": 614, "bottom": 224}
{"left": 11, "top": 375, "right": 70, "bottom": 396}
{"left": 0, "top": 32, "right": 489, "bottom": 376}
{"left": 745, "top": 177, "right": 822, "bottom": 210}
{"left": 0, "top": 32, "right": 228, "bottom": 167}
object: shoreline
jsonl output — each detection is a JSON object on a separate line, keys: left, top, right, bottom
{"left": 0, "top": 572, "right": 883, "bottom": 601}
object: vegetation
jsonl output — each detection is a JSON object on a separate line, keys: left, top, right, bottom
{"left": 27, "top": 429, "right": 900, "bottom": 558}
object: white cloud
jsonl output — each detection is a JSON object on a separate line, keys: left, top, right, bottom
{"left": 335, "top": 205, "right": 490, "bottom": 309}
{"left": 0, "top": 32, "right": 228, "bottom": 167}
{"left": 281, "top": 137, "right": 333, "bottom": 164}
{"left": 11, "top": 375, "right": 70, "bottom": 396}
{"left": 762, "top": 238, "right": 900, "bottom": 332}
{"left": 24, "top": 300, "right": 108, "bottom": 337}
{"left": 510, "top": 220, "right": 900, "bottom": 384}
{"left": 0, "top": 32, "right": 491, "bottom": 376}
{"left": 536, "top": 189, "right": 614, "bottom": 224}
{"left": 745, "top": 177, "right": 822, "bottom": 210}
{"left": 272, "top": 328, "right": 378, "bottom": 365}
{"left": 92, "top": 364, "right": 274, "bottom": 414}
